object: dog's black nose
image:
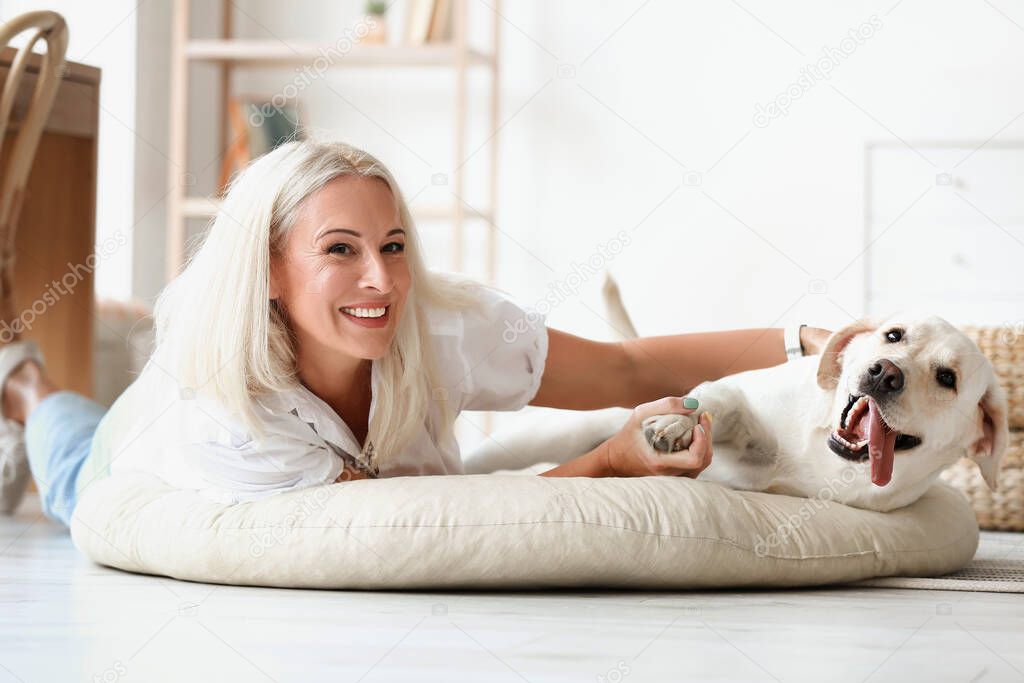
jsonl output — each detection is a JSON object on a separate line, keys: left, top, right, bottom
{"left": 865, "top": 359, "right": 904, "bottom": 394}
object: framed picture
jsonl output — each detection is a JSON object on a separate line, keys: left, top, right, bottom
{"left": 218, "top": 94, "right": 303, "bottom": 194}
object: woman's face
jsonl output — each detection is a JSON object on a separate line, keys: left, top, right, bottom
{"left": 270, "top": 175, "right": 411, "bottom": 363}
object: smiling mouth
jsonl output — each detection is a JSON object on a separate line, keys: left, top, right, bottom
{"left": 828, "top": 394, "right": 922, "bottom": 487}
{"left": 339, "top": 305, "right": 389, "bottom": 319}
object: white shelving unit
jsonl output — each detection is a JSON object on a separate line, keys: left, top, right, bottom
{"left": 166, "top": 0, "right": 501, "bottom": 283}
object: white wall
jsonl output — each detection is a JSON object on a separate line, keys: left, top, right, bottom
{"left": 486, "top": 1, "right": 1024, "bottom": 337}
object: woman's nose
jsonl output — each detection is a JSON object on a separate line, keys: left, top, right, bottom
{"left": 359, "top": 253, "right": 394, "bottom": 292}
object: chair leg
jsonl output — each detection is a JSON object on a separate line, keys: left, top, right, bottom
{"left": 0, "top": 11, "right": 69, "bottom": 341}
{"left": 0, "top": 236, "right": 18, "bottom": 339}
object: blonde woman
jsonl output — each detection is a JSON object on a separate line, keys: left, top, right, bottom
{"left": 0, "top": 139, "right": 829, "bottom": 527}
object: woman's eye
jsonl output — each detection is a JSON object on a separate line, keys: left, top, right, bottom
{"left": 328, "top": 243, "right": 353, "bottom": 255}
{"left": 936, "top": 368, "right": 957, "bottom": 389}
{"left": 382, "top": 242, "right": 405, "bottom": 254}
{"left": 886, "top": 328, "right": 903, "bottom": 343}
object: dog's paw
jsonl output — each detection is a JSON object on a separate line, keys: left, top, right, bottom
{"left": 642, "top": 413, "right": 699, "bottom": 452}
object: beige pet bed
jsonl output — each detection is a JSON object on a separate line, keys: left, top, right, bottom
{"left": 70, "top": 471, "right": 978, "bottom": 590}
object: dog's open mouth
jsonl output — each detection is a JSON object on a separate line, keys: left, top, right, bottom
{"left": 828, "top": 394, "right": 922, "bottom": 487}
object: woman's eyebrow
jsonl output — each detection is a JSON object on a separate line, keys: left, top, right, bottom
{"left": 316, "top": 227, "right": 406, "bottom": 239}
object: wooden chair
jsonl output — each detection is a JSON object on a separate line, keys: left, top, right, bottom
{"left": 0, "top": 11, "right": 68, "bottom": 323}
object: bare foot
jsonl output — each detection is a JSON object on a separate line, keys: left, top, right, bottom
{"left": 2, "top": 359, "right": 57, "bottom": 425}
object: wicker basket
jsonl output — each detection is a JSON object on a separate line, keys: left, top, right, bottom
{"left": 941, "top": 431, "right": 1024, "bottom": 531}
{"left": 939, "top": 325, "right": 1024, "bottom": 531}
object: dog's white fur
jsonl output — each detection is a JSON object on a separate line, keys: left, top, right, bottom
{"left": 466, "top": 311, "right": 1009, "bottom": 512}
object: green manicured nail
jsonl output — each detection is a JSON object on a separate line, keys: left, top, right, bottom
{"left": 683, "top": 397, "right": 699, "bottom": 409}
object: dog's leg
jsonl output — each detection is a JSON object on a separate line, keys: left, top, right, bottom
{"left": 463, "top": 407, "right": 631, "bottom": 474}
{"left": 641, "top": 381, "right": 778, "bottom": 490}
{"left": 642, "top": 381, "right": 742, "bottom": 451}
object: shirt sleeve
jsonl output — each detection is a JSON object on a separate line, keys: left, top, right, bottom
{"left": 98, "top": 355, "right": 344, "bottom": 505}
{"left": 431, "top": 283, "right": 550, "bottom": 412}
{"left": 179, "top": 393, "right": 344, "bottom": 504}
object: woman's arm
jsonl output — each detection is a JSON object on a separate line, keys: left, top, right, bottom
{"left": 530, "top": 326, "right": 829, "bottom": 411}
{"left": 616, "top": 328, "right": 788, "bottom": 408}
{"left": 538, "top": 442, "right": 610, "bottom": 477}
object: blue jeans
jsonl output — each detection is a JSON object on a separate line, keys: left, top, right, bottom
{"left": 24, "top": 391, "right": 105, "bottom": 527}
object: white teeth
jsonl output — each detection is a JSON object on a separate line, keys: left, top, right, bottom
{"left": 840, "top": 395, "right": 870, "bottom": 429}
{"left": 833, "top": 434, "right": 869, "bottom": 450}
{"left": 341, "top": 306, "right": 387, "bottom": 318}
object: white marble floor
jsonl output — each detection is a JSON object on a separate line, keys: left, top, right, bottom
{"left": 1, "top": 494, "right": 1022, "bottom": 683}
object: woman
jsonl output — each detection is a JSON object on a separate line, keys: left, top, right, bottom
{"left": 0, "top": 139, "right": 829, "bottom": 528}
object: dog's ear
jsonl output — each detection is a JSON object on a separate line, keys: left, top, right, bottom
{"left": 816, "top": 318, "right": 880, "bottom": 390}
{"left": 966, "top": 379, "right": 1009, "bottom": 491}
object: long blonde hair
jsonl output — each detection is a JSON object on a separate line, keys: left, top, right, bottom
{"left": 153, "top": 138, "right": 481, "bottom": 465}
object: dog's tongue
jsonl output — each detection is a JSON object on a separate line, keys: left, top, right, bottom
{"left": 867, "top": 399, "right": 898, "bottom": 487}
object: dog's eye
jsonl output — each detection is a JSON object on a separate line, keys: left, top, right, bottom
{"left": 936, "top": 368, "right": 957, "bottom": 389}
{"left": 886, "top": 328, "right": 904, "bottom": 343}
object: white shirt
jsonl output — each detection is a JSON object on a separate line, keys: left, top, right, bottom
{"left": 83, "top": 284, "right": 549, "bottom": 504}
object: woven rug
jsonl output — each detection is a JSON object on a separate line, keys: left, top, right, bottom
{"left": 851, "top": 530, "right": 1024, "bottom": 593}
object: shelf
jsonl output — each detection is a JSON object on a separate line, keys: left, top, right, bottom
{"left": 181, "top": 195, "right": 492, "bottom": 224}
{"left": 181, "top": 196, "right": 222, "bottom": 218}
{"left": 416, "top": 204, "right": 494, "bottom": 223}
{"left": 185, "top": 40, "right": 493, "bottom": 67}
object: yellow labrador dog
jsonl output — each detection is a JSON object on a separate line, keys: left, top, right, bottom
{"left": 466, "top": 316, "right": 1008, "bottom": 512}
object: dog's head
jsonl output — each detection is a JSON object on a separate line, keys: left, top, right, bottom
{"left": 816, "top": 315, "right": 1008, "bottom": 492}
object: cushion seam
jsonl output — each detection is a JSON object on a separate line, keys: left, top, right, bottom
{"left": 202, "top": 517, "right": 977, "bottom": 561}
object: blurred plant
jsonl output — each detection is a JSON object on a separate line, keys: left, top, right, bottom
{"left": 365, "top": 0, "right": 388, "bottom": 16}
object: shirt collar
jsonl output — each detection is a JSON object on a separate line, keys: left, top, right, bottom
{"left": 254, "top": 360, "right": 380, "bottom": 457}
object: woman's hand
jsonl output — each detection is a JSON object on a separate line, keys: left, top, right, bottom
{"left": 602, "top": 396, "right": 713, "bottom": 478}
{"left": 334, "top": 464, "right": 370, "bottom": 482}
{"left": 799, "top": 326, "right": 833, "bottom": 356}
